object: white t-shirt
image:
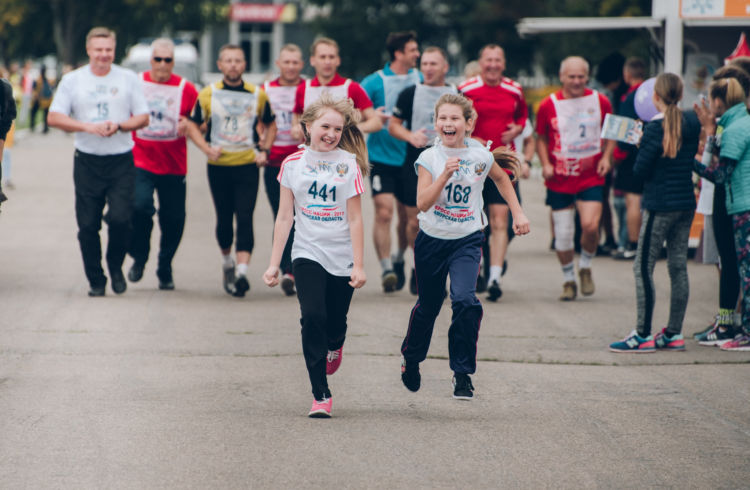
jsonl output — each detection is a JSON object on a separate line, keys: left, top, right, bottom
{"left": 49, "top": 64, "right": 149, "bottom": 155}
{"left": 416, "top": 139, "right": 493, "bottom": 240}
{"left": 279, "top": 146, "right": 365, "bottom": 276}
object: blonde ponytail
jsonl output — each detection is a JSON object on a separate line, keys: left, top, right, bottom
{"left": 654, "top": 73, "right": 683, "bottom": 159}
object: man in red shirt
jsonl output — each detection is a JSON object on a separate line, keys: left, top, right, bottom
{"left": 127, "top": 38, "right": 202, "bottom": 290}
{"left": 459, "top": 44, "right": 527, "bottom": 301}
{"left": 260, "top": 43, "right": 306, "bottom": 296}
{"left": 536, "top": 56, "right": 614, "bottom": 301}
{"left": 290, "top": 37, "right": 381, "bottom": 139}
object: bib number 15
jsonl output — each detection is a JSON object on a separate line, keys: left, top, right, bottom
{"left": 444, "top": 183, "right": 470, "bottom": 204}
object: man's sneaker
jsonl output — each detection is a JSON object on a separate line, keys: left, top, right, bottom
{"left": 559, "top": 281, "right": 577, "bottom": 301}
{"left": 223, "top": 263, "right": 236, "bottom": 295}
{"left": 613, "top": 243, "right": 637, "bottom": 260}
{"left": 393, "top": 260, "right": 406, "bottom": 291}
{"left": 128, "top": 262, "right": 145, "bottom": 282}
{"left": 476, "top": 274, "right": 487, "bottom": 293}
{"left": 719, "top": 334, "right": 750, "bottom": 351}
{"left": 280, "top": 273, "right": 296, "bottom": 296}
{"left": 654, "top": 328, "right": 686, "bottom": 351}
{"left": 401, "top": 358, "right": 421, "bottom": 392}
{"left": 697, "top": 325, "right": 736, "bottom": 346}
{"left": 486, "top": 280, "right": 502, "bottom": 302}
{"left": 694, "top": 316, "right": 719, "bottom": 339}
{"left": 110, "top": 269, "right": 127, "bottom": 294}
{"left": 409, "top": 268, "right": 418, "bottom": 295}
{"left": 326, "top": 348, "right": 343, "bottom": 375}
{"left": 609, "top": 330, "right": 655, "bottom": 353}
{"left": 308, "top": 397, "right": 332, "bottom": 418}
{"left": 88, "top": 284, "right": 106, "bottom": 297}
{"left": 579, "top": 268, "right": 594, "bottom": 296}
{"left": 382, "top": 269, "right": 397, "bottom": 292}
{"left": 233, "top": 275, "right": 250, "bottom": 297}
{"left": 452, "top": 373, "right": 474, "bottom": 400}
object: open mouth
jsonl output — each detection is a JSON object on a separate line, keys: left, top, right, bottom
{"left": 442, "top": 130, "right": 456, "bottom": 136}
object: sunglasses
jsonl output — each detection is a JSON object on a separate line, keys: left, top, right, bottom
{"left": 153, "top": 57, "right": 173, "bottom": 63}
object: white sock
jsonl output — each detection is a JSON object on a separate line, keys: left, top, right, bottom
{"left": 561, "top": 261, "right": 576, "bottom": 282}
{"left": 392, "top": 249, "right": 406, "bottom": 264}
{"left": 489, "top": 265, "right": 502, "bottom": 284}
{"left": 236, "top": 263, "right": 248, "bottom": 277}
{"left": 380, "top": 257, "right": 393, "bottom": 272}
{"left": 222, "top": 254, "right": 234, "bottom": 269}
{"left": 579, "top": 249, "right": 595, "bottom": 269}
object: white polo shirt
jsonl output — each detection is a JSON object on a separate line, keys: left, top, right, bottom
{"left": 50, "top": 64, "right": 148, "bottom": 155}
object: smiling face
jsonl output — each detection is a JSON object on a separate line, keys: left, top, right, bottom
{"left": 87, "top": 36, "right": 115, "bottom": 75}
{"left": 395, "top": 40, "right": 420, "bottom": 70}
{"left": 479, "top": 46, "right": 505, "bottom": 86}
{"left": 308, "top": 108, "right": 345, "bottom": 152}
{"left": 560, "top": 58, "right": 589, "bottom": 98}
{"left": 435, "top": 103, "right": 469, "bottom": 148}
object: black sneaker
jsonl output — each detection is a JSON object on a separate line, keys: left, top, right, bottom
{"left": 223, "top": 263, "right": 236, "bottom": 295}
{"left": 452, "top": 373, "right": 474, "bottom": 400}
{"left": 476, "top": 274, "right": 487, "bottom": 293}
{"left": 234, "top": 275, "right": 250, "bottom": 297}
{"left": 88, "top": 283, "right": 106, "bottom": 297}
{"left": 486, "top": 280, "right": 502, "bottom": 302}
{"left": 393, "top": 260, "right": 406, "bottom": 291}
{"left": 409, "top": 268, "right": 418, "bottom": 295}
{"left": 128, "top": 261, "right": 145, "bottom": 282}
{"left": 401, "top": 358, "right": 421, "bottom": 392}
{"left": 110, "top": 269, "right": 127, "bottom": 294}
{"left": 157, "top": 269, "right": 175, "bottom": 290}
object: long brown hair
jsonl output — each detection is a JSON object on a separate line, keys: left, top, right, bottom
{"left": 492, "top": 147, "right": 520, "bottom": 182}
{"left": 654, "top": 73, "right": 683, "bottom": 159}
{"left": 300, "top": 94, "right": 369, "bottom": 176}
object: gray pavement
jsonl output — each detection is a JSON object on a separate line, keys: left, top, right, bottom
{"left": 1, "top": 130, "right": 748, "bottom": 488}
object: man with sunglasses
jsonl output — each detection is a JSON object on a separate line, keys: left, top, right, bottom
{"left": 48, "top": 27, "right": 149, "bottom": 297}
{"left": 126, "top": 38, "right": 203, "bottom": 290}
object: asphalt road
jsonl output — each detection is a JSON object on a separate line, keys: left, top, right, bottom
{"left": 1, "top": 130, "right": 748, "bottom": 488}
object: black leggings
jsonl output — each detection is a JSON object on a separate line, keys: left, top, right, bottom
{"left": 293, "top": 258, "right": 354, "bottom": 400}
{"left": 207, "top": 164, "right": 259, "bottom": 252}
{"left": 714, "top": 186, "right": 740, "bottom": 311}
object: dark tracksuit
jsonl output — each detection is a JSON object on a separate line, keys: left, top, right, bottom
{"left": 401, "top": 230, "right": 484, "bottom": 374}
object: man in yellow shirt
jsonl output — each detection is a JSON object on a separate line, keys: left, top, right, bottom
{"left": 189, "top": 44, "right": 277, "bottom": 297}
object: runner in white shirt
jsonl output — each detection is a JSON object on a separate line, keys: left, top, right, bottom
{"left": 263, "top": 94, "right": 368, "bottom": 419}
{"left": 48, "top": 27, "right": 149, "bottom": 297}
{"left": 399, "top": 93, "right": 529, "bottom": 400}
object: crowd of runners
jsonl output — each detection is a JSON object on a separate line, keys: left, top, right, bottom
{"left": 4, "top": 26, "right": 748, "bottom": 417}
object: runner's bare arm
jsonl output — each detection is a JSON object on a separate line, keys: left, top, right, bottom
{"left": 357, "top": 107, "right": 383, "bottom": 134}
{"left": 388, "top": 115, "right": 427, "bottom": 148}
{"left": 263, "top": 186, "right": 295, "bottom": 287}
{"left": 536, "top": 134, "right": 554, "bottom": 179}
{"left": 184, "top": 118, "right": 221, "bottom": 161}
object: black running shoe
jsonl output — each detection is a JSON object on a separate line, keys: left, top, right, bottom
{"left": 110, "top": 269, "right": 127, "bottom": 294}
{"left": 401, "top": 358, "right": 421, "bottom": 392}
{"left": 486, "top": 280, "right": 502, "bottom": 302}
{"left": 157, "top": 269, "right": 175, "bottom": 290}
{"left": 409, "top": 268, "right": 418, "bottom": 295}
{"left": 128, "top": 262, "right": 145, "bottom": 282}
{"left": 382, "top": 269, "right": 397, "bottom": 292}
{"left": 88, "top": 284, "right": 106, "bottom": 297}
{"left": 393, "top": 260, "right": 406, "bottom": 291}
{"left": 452, "top": 373, "right": 474, "bottom": 400}
{"left": 476, "top": 274, "right": 487, "bottom": 293}
{"left": 234, "top": 275, "right": 250, "bottom": 297}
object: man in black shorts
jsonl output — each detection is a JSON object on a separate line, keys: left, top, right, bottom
{"left": 388, "top": 47, "right": 456, "bottom": 294}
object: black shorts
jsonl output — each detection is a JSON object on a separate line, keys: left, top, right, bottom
{"left": 370, "top": 161, "right": 406, "bottom": 202}
{"left": 613, "top": 158, "right": 644, "bottom": 194}
{"left": 482, "top": 177, "right": 519, "bottom": 206}
{"left": 545, "top": 186, "right": 604, "bottom": 210}
{"left": 399, "top": 159, "right": 419, "bottom": 207}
